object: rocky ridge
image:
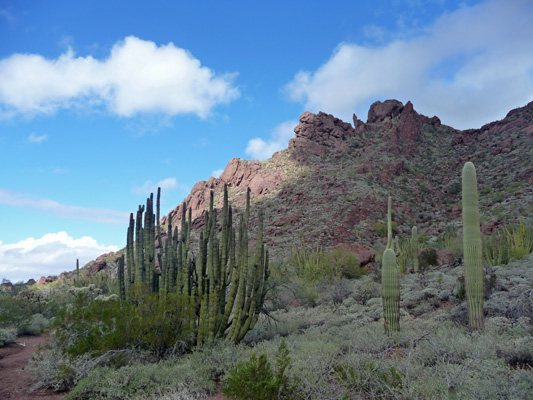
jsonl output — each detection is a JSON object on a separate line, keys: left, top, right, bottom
{"left": 55, "top": 99, "right": 533, "bottom": 280}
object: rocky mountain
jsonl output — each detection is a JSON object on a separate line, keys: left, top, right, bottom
{"left": 79, "top": 99, "right": 533, "bottom": 277}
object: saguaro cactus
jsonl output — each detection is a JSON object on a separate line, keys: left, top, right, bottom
{"left": 382, "top": 248, "right": 400, "bottom": 336}
{"left": 411, "top": 226, "right": 419, "bottom": 273}
{"left": 386, "top": 196, "right": 393, "bottom": 249}
{"left": 462, "top": 161, "right": 484, "bottom": 329}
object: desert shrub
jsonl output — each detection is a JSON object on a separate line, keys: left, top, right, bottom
{"left": 455, "top": 275, "right": 466, "bottom": 300}
{"left": 18, "top": 323, "right": 41, "bottom": 336}
{"left": 223, "top": 339, "right": 299, "bottom": 400}
{"left": 53, "top": 284, "right": 194, "bottom": 359}
{"left": 374, "top": 222, "right": 398, "bottom": 238}
{"left": 0, "top": 292, "right": 34, "bottom": 329}
{"left": 325, "top": 248, "right": 363, "bottom": 280}
{"left": 289, "top": 244, "right": 363, "bottom": 283}
{"left": 188, "top": 340, "right": 246, "bottom": 381}
{"left": 436, "top": 229, "right": 463, "bottom": 257}
{"left": 66, "top": 356, "right": 214, "bottom": 400}
{"left": 29, "top": 348, "right": 86, "bottom": 391}
{"left": 496, "top": 335, "right": 533, "bottom": 367}
{"left": 352, "top": 277, "right": 380, "bottom": 305}
{"left": 279, "top": 336, "right": 340, "bottom": 400}
{"left": 419, "top": 248, "right": 438, "bottom": 270}
{"left": 17, "top": 313, "right": 50, "bottom": 336}
{"left": 0, "top": 327, "right": 16, "bottom": 347}
{"left": 374, "top": 222, "right": 388, "bottom": 238}
{"left": 318, "top": 279, "right": 353, "bottom": 305}
{"left": 483, "top": 220, "right": 533, "bottom": 266}
{"left": 334, "top": 358, "right": 404, "bottom": 399}
{"left": 293, "top": 278, "right": 319, "bottom": 307}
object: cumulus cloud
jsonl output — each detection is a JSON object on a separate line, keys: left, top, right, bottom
{"left": 0, "top": 36, "right": 240, "bottom": 118}
{"left": 133, "top": 177, "right": 189, "bottom": 196}
{"left": 285, "top": 0, "right": 533, "bottom": 129}
{"left": 0, "top": 189, "right": 128, "bottom": 223}
{"left": 0, "top": 232, "right": 118, "bottom": 283}
{"left": 28, "top": 132, "right": 48, "bottom": 143}
{"left": 246, "top": 120, "right": 298, "bottom": 160}
{"left": 212, "top": 169, "right": 224, "bottom": 178}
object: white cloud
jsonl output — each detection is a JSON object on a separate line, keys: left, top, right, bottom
{"left": 0, "top": 36, "right": 240, "bottom": 118}
{"left": 0, "top": 232, "right": 118, "bottom": 283}
{"left": 285, "top": 0, "right": 533, "bottom": 129}
{"left": 245, "top": 120, "right": 298, "bottom": 160}
{"left": 28, "top": 132, "right": 48, "bottom": 143}
{"left": 133, "top": 177, "right": 189, "bottom": 196}
{"left": 0, "top": 189, "right": 128, "bottom": 223}
{"left": 212, "top": 169, "right": 224, "bottom": 178}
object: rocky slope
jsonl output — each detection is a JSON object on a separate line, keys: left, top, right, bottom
{"left": 161, "top": 100, "right": 532, "bottom": 251}
{"left": 77, "top": 99, "right": 533, "bottom": 277}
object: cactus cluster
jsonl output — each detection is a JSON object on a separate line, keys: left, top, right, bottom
{"left": 120, "top": 185, "right": 269, "bottom": 344}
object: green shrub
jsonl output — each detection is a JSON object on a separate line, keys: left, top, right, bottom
{"left": 65, "top": 356, "right": 214, "bottom": 400}
{"left": 326, "top": 248, "right": 363, "bottom": 280}
{"left": 289, "top": 242, "right": 363, "bottom": 284}
{"left": 223, "top": 339, "right": 298, "bottom": 400}
{"left": 53, "top": 284, "right": 195, "bottom": 358}
{"left": 0, "top": 327, "right": 16, "bottom": 347}
{"left": 419, "top": 248, "right": 438, "bottom": 270}
{"left": 374, "top": 223, "right": 388, "bottom": 238}
{"left": 334, "top": 359, "right": 403, "bottom": 399}
{"left": 0, "top": 292, "right": 34, "bottom": 329}
{"left": 374, "top": 222, "right": 398, "bottom": 238}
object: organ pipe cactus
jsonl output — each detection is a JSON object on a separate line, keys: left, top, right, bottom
{"left": 135, "top": 205, "right": 145, "bottom": 284}
{"left": 117, "top": 254, "right": 126, "bottom": 303}
{"left": 124, "top": 185, "right": 268, "bottom": 345}
{"left": 382, "top": 248, "right": 400, "bottom": 336}
{"left": 462, "top": 161, "right": 484, "bottom": 329}
{"left": 126, "top": 213, "right": 135, "bottom": 287}
{"left": 412, "top": 226, "right": 419, "bottom": 273}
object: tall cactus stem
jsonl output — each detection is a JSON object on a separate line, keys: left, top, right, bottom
{"left": 382, "top": 248, "right": 400, "bottom": 336}
{"left": 386, "top": 196, "right": 393, "bottom": 249}
{"left": 462, "top": 161, "right": 484, "bottom": 329}
{"left": 412, "top": 226, "right": 419, "bottom": 273}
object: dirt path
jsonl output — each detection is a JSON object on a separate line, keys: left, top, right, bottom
{"left": 0, "top": 335, "right": 65, "bottom": 400}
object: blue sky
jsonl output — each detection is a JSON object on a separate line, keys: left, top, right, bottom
{"left": 1, "top": 0, "right": 532, "bottom": 282}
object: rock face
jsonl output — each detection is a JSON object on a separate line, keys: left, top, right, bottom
{"left": 367, "top": 99, "right": 404, "bottom": 124}
{"left": 85, "top": 99, "right": 533, "bottom": 277}
{"left": 36, "top": 276, "right": 54, "bottom": 286}
{"left": 161, "top": 154, "right": 295, "bottom": 228}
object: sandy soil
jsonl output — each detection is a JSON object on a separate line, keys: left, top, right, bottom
{"left": 0, "top": 336, "right": 65, "bottom": 400}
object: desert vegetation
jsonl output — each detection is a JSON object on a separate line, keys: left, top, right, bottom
{"left": 2, "top": 158, "right": 532, "bottom": 400}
